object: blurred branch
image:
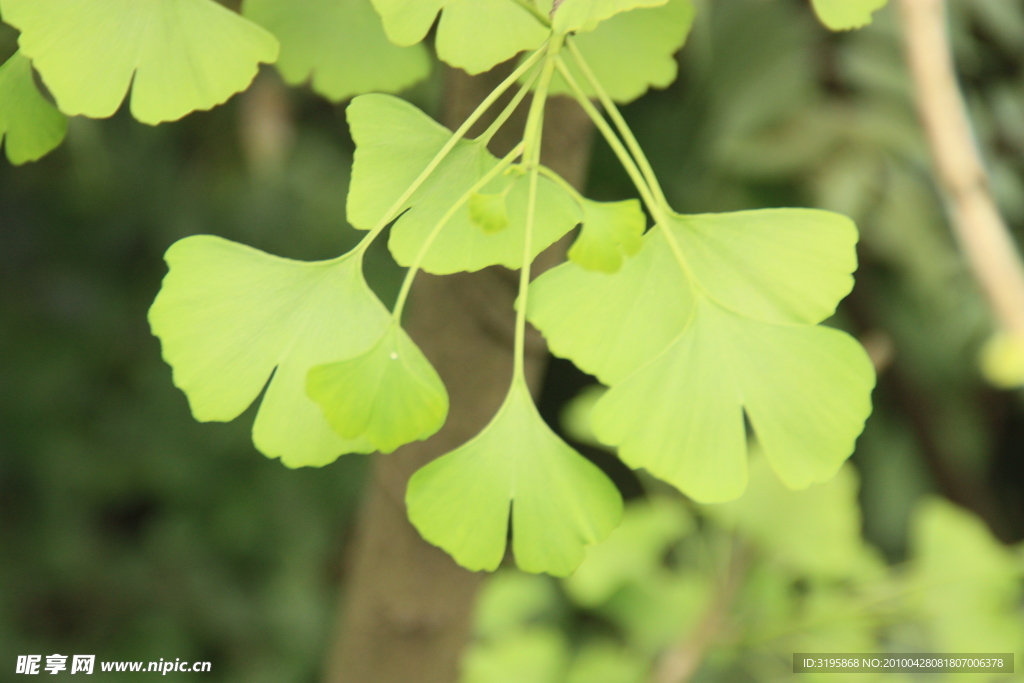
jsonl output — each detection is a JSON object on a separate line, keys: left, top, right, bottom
{"left": 899, "top": 0, "right": 1024, "bottom": 339}
{"left": 652, "top": 539, "right": 749, "bottom": 683}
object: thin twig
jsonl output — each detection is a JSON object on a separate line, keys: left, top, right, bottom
{"left": 899, "top": 0, "right": 1024, "bottom": 338}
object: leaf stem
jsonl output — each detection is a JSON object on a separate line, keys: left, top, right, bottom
{"left": 354, "top": 43, "right": 548, "bottom": 257}
{"left": 390, "top": 143, "right": 526, "bottom": 322}
{"left": 479, "top": 64, "right": 543, "bottom": 146}
{"left": 566, "top": 39, "right": 668, "bottom": 207}
{"left": 514, "top": 37, "right": 563, "bottom": 380}
{"left": 556, "top": 56, "right": 699, "bottom": 287}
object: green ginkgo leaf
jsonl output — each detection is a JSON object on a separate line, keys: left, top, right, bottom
{"left": 528, "top": 228, "right": 694, "bottom": 385}
{"left": 407, "top": 381, "right": 623, "bottom": 576}
{"left": 551, "top": 0, "right": 695, "bottom": 104}
{"left": 530, "top": 207, "right": 873, "bottom": 501}
{"left": 0, "top": 50, "right": 67, "bottom": 165}
{"left": 243, "top": 0, "right": 429, "bottom": 102}
{"left": 553, "top": 0, "right": 669, "bottom": 33}
{"left": 3, "top": 0, "right": 279, "bottom": 124}
{"left": 567, "top": 198, "right": 645, "bottom": 273}
{"left": 592, "top": 298, "right": 875, "bottom": 501}
{"left": 346, "top": 94, "right": 581, "bottom": 274}
{"left": 371, "top": 0, "right": 547, "bottom": 75}
{"left": 148, "top": 235, "right": 391, "bottom": 467}
{"left": 306, "top": 324, "right": 448, "bottom": 454}
{"left": 810, "top": 0, "right": 888, "bottom": 31}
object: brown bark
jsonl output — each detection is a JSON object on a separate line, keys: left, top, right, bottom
{"left": 323, "top": 64, "right": 593, "bottom": 683}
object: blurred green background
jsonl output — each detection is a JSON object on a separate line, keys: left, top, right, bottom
{"left": 1, "top": 0, "right": 1022, "bottom": 681}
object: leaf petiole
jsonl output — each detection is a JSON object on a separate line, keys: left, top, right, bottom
{"left": 566, "top": 39, "right": 668, "bottom": 208}
{"left": 509, "top": 0, "right": 553, "bottom": 28}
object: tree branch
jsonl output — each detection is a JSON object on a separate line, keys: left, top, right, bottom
{"left": 899, "top": 0, "right": 1024, "bottom": 339}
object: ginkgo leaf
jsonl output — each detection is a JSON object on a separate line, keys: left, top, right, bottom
{"left": 371, "top": 0, "right": 548, "bottom": 75}
{"left": 346, "top": 94, "right": 581, "bottom": 274}
{"left": 567, "top": 198, "right": 645, "bottom": 273}
{"left": 243, "top": 0, "right": 429, "bottom": 102}
{"left": 553, "top": 0, "right": 669, "bottom": 33}
{"left": 0, "top": 50, "right": 67, "bottom": 165}
{"left": 592, "top": 298, "right": 875, "bottom": 501}
{"left": 148, "top": 235, "right": 391, "bottom": 467}
{"left": 810, "top": 0, "right": 888, "bottom": 31}
{"left": 3, "top": 0, "right": 279, "bottom": 124}
{"left": 306, "top": 324, "right": 448, "bottom": 454}
{"left": 551, "top": 0, "right": 695, "bottom": 104}
{"left": 529, "top": 228, "right": 692, "bottom": 384}
{"left": 669, "top": 208, "right": 858, "bottom": 325}
{"left": 407, "top": 381, "right": 623, "bottom": 576}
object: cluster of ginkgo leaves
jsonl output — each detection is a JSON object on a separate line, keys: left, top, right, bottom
{"left": 0, "top": 0, "right": 888, "bottom": 576}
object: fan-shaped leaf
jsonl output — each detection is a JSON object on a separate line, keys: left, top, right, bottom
{"left": 148, "top": 235, "right": 391, "bottom": 467}
{"left": 243, "top": 0, "right": 429, "bottom": 102}
{"left": 592, "top": 298, "right": 875, "bottom": 501}
{"left": 407, "top": 381, "right": 623, "bottom": 576}
{"left": 0, "top": 50, "right": 66, "bottom": 165}
{"left": 567, "top": 198, "right": 645, "bottom": 273}
{"left": 3, "top": 0, "right": 279, "bottom": 124}
{"left": 346, "top": 94, "right": 581, "bottom": 273}
{"left": 810, "top": 0, "right": 888, "bottom": 31}
{"left": 307, "top": 324, "right": 448, "bottom": 454}
{"left": 371, "top": 0, "right": 547, "bottom": 74}
{"left": 551, "top": 0, "right": 695, "bottom": 103}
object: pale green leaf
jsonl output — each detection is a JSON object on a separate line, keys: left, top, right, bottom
{"left": 910, "top": 498, "right": 1024, "bottom": 652}
{"left": 593, "top": 298, "right": 875, "bottom": 501}
{"left": 567, "top": 198, "right": 645, "bottom": 273}
{"left": 551, "top": 0, "right": 695, "bottom": 103}
{"left": 243, "top": 0, "right": 429, "bottom": 102}
{"left": 148, "top": 235, "right": 391, "bottom": 467}
{"left": 670, "top": 208, "right": 858, "bottom": 325}
{"left": 810, "top": 0, "right": 888, "bottom": 31}
{"left": 407, "top": 381, "right": 623, "bottom": 576}
{"left": 3, "top": 0, "right": 279, "bottom": 124}
{"left": 371, "top": 0, "right": 547, "bottom": 74}
{"left": 566, "top": 642, "right": 648, "bottom": 683}
{"left": 566, "top": 497, "right": 693, "bottom": 606}
{"left": 346, "top": 94, "right": 581, "bottom": 274}
{"left": 473, "top": 571, "right": 561, "bottom": 639}
{"left": 704, "top": 457, "right": 870, "bottom": 576}
{"left": 0, "top": 50, "right": 66, "bottom": 165}
{"left": 553, "top": 0, "right": 669, "bottom": 33}
{"left": 528, "top": 228, "right": 694, "bottom": 385}
{"left": 306, "top": 324, "right": 448, "bottom": 454}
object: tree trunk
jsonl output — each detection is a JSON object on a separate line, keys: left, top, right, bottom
{"left": 324, "top": 64, "right": 593, "bottom": 683}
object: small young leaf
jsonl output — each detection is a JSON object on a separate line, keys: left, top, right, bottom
{"left": 148, "top": 235, "right": 391, "bottom": 467}
{"left": 567, "top": 198, "right": 645, "bottom": 273}
{"left": 810, "top": 0, "right": 888, "bottom": 31}
{"left": 551, "top": 0, "right": 695, "bottom": 104}
{"left": 553, "top": 0, "right": 669, "bottom": 33}
{"left": 243, "top": 0, "right": 429, "bottom": 102}
{"left": 528, "top": 228, "right": 694, "bottom": 385}
{"left": 306, "top": 324, "right": 448, "bottom": 454}
{"left": 0, "top": 50, "right": 67, "bottom": 165}
{"left": 470, "top": 189, "right": 511, "bottom": 234}
{"left": 346, "top": 94, "right": 581, "bottom": 273}
{"left": 592, "top": 298, "right": 875, "bottom": 501}
{"left": 371, "top": 0, "right": 547, "bottom": 75}
{"left": 3, "top": 0, "right": 279, "bottom": 124}
{"left": 407, "top": 381, "right": 623, "bottom": 576}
